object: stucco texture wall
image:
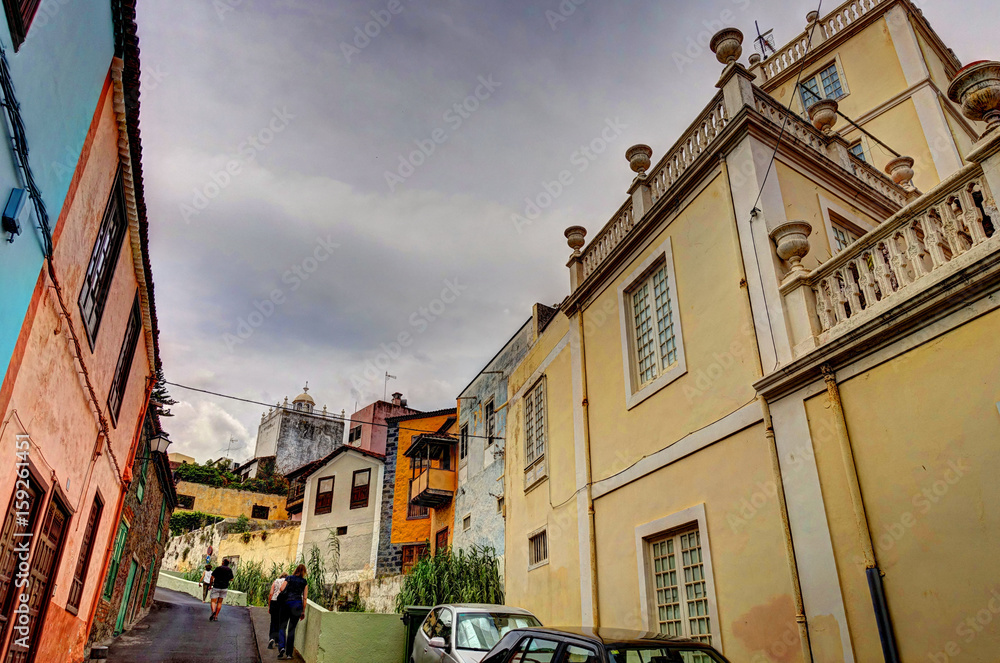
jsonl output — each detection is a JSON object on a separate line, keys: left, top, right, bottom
{"left": 390, "top": 412, "right": 456, "bottom": 547}
{"left": 174, "top": 481, "right": 288, "bottom": 520}
{"left": 217, "top": 524, "right": 301, "bottom": 569}
{"left": 504, "top": 313, "right": 583, "bottom": 626}
{"left": 296, "top": 600, "right": 405, "bottom": 663}
{"left": 0, "top": 79, "right": 156, "bottom": 663}
{"left": 583, "top": 175, "right": 759, "bottom": 481}
{"left": 804, "top": 305, "right": 1000, "bottom": 662}
{"left": 298, "top": 452, "right": 382, "bottom": 581}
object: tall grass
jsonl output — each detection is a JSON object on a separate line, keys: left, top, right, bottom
{"left": 395, "top": 545, "right": 503, "bottom": 612}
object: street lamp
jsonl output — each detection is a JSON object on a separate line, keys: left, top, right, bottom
{"left": 136, "top": 432, "right": 171, "bottom": 460}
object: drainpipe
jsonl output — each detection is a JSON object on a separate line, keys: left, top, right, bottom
{"left": 574, "top": 313, "right": 600, "bottom": 628}
{"left": 720, "top": 155, "right": 814, "bottom": 663}
{"left": 820, "top": 366, "right": 900, "bottom": 663}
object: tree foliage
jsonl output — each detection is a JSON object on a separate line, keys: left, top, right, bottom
{"left": 169, "top": 511, "right": 224, "bottom": 537}
{"left": 174, "top": 461, "right": 287, "bottom": 496}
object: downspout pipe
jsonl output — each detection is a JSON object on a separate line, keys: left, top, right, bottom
{"left": 575, "top": 312, "right": 600, "bottom": 628}
{"left": 720, "top": 155, "right": 814, "bottom": 663}
{"left": 821, "top": 366, "right": 900, "bottom": 663}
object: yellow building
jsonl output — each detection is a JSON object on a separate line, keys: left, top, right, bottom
{"left": 503, "top": 1, "right": 1000, "bottom": 661}
{"left": 174, "top": 481, "right": 290, "bottom": 521}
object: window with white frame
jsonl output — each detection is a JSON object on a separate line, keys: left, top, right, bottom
{"left": 650, "top": 528, "right": 713, "bottom": 645}
{"left": 829, "top": 212, "right": 861, "bottom": 254}
{"left": 523, "top": 379, "right": 546, "bottom": 487}
{"left": 799, "top": 62, "right": 845, "bottom": 107}
{"left": 528, "top": 529, "right": 548, "bottom": 568}
{"left": 619, "top": 238, "right": 686, "bottom": 409}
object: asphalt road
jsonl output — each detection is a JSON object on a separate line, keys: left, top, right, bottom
{"left": 106, "top": 586, "right": 259, "bottom": 663}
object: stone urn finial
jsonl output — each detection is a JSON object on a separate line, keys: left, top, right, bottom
{"left": 806, "top": 10, "right": 819, "bottom": 23}
{"left": 625, "top": 144, "right": 653, "bottom": 176}
{"left": 807, "top": 98, "right": 838, "bottom": 135}
{"left": 947, "top": 60, "right": 1000, "bottom": 138}
{"left": 565, "top": 226, "right": 587, "bottom": 256}
{"left": 770, "top": 221, "right": 813, "bottom": 280}
{"left": 748, "top": 53, "right": 761, "bottom": 67}
{"left": 884, "top": 155, "right": 916, "bottom": 191}
{"left": 710, "top": 28, "right": 743, "bottom": 65}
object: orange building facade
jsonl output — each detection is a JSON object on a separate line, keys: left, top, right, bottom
{"left": 387, "top": 409, "right": 458, "bottom": 571}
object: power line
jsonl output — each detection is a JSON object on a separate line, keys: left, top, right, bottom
{"left": 163, "top": 380, "right": 499, "bottom": 442}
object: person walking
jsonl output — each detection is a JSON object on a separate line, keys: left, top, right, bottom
{"left": 201, "top": 564, "right": 213, "bottom": 602}
{"left": 267, "top": 572, "right": 287, "bottom": 649}
{"left": 208, "top": 558, "right": 235, "bottom": 622}
{"left": 275, "top": 564, "right": 308, "bottom": 660}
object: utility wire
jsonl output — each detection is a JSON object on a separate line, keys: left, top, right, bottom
{"left": 164, "top": 380, "right": 500, "bottom": 442}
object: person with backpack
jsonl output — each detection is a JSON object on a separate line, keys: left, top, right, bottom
{"left": 275, "top": 564, "right": 308, "bottom": 660}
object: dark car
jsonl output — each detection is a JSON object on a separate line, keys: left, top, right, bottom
{"left": 479, "top": 626, "right": 731, "bottom": 663}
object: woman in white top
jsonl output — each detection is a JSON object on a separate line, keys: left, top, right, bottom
{"left": 267, "top": 573, "right": 288, "bottom": 650}
{"left": 201, "top": 564, "right": 213, "bottom": 602}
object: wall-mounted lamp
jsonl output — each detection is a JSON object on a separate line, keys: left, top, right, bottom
{"left": 136, "top": 432, "right": 171, "bottom": 461}
{"left": 2, "top": 188, "right": 28, "bottom": 243}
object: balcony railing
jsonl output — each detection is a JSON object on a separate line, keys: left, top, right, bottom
{"left": 409, "top": 467, "right": 456, "bottom": 508}
{"left": 760, "top": 0, "right": 888, "bottom": 81}
{"left": 792, "top": 163, "right": 998, "bottom": 345}
{"left": 286, "top": 480, "right": 305, "bottom": 512}
{"left": 580, "top": 93, "right": 729, "bottom": 281}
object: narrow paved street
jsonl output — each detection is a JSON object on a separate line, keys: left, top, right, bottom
{"left": 106, "top": 587, "right": 259, "bottom": 663}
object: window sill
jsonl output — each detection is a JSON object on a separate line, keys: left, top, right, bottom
{"left": 625, "top": 360, "right": 686, "bottom": 410}
{"left": 527, "top": 560, "right": 549, "bottom": 572}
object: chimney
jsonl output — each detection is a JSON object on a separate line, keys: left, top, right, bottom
{"left": 391, "top": 392, "right": 403, "bottom": 406}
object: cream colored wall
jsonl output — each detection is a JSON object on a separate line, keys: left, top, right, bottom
{"left": 583, "top": 175, "right": 759, "bottom": 480}
{"left": 299, "top": 453, "right": 382, "bottom": 581}
{"left": 774, "top": 161, "right": 882, "bottom": 267}
{"left": 174, "top": 481, "right": 289, "bottom": 520}
{"left": 217, "top": 524, "right": 301, "bottom": 570}
{"left": 804, "top": 306, "right": 1000, "bottom": 662}
{"left": 504, "top": 314, "right": 584, "bottom": 626}
{"left": 594, "top": 425, "right": 814, "bottom": 662}
{"left": 769, "top": 18, "right": 908, "bottom": 120}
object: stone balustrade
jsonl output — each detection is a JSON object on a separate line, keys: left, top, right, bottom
{"left": 782, "top": 163, "right": 999, "bottom": 351}
{"left": 761, "top": 0, "right": 887, "bottom": 80}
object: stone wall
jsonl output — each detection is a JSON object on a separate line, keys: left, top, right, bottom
{"left": 163, "top": 518, "right": 298, "bottom": 572}
{"left": 452, "top": 318, "right": 532, "bottom": 556}
{"left": 89, "top": 435, "right": 174, "bottom": 648}
{"left": 375, "top": 423, "right": 403, "bottom": 575}
{"left": 333, "top": 575, "right": 404, "bottom": 614}
{"left": 275, "top": 410, "right": 345, "bottom": 475}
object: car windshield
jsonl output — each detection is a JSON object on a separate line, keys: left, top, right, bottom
{"left": 606, "top": 646, "right": 727, "bottom": 663}
{"left": 454, "top": 612, "right": 542, "bottom": 651}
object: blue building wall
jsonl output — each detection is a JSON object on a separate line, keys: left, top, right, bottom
{"left": 452, "top": 319, "right": 533, "bottom": 562}
{"left": 0, "top": 2, "right": 115, "bottom": 384}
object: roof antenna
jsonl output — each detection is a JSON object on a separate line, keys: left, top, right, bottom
{"left": 754, "top": 20, "right": 776, "bottom": 59}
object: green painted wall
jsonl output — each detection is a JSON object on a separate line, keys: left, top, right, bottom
{"left": 297, "top": 600, "right": 405, "bottom": 663}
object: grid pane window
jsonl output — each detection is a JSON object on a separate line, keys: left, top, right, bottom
{"left": 650, "top": 527, "right": 713, "bottom": 646}
{"left": 799, "top": 77, "right": 822, "bottom": 106}
{"left": 820, "top": 64, "right": 844, "bottom": 98}
{"left": 630, "top": 264, "right": 679, "bottom": 387}
{"left": 107, "top": 292, "right": 142, "bottom": 424}
{"left": 524, "top": 381, "right": 545, "bottom": 465}
{"left": 849, "top": 142, "right": 866, "bottom": 162}
{"left": 831, "top": 223, "right": 859, "bottom": 253}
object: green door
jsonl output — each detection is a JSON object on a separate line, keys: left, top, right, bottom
{"left": 114, "top": 561, "right": 138, "bottom": 635}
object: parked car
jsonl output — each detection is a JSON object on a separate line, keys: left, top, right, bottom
{"left": 412, "top": 604, "right": 542, "bottom": 663}
{"left": 479, "top": 626, "right": 731, "bottom": 663}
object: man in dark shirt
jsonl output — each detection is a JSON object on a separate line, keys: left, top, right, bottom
{"left": 208, "top": 558, "right": 234, "bottom": 621}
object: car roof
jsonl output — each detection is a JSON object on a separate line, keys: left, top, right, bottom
{"left": 514, "top": 626, "right": 711, "bottom": 648}
{"left": 434, "top": 604, "right": 537, "bottom": 615}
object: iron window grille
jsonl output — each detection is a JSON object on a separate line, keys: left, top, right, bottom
{"left": 484, "top": 400, "right": 495, "bottom": 446}
{"left": 528, "top": 530, "right": 548, "bottom": 568}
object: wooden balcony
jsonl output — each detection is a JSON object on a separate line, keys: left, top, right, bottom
{"left": 286, "top": 479, "right": 305, "bottom": 514}
{"left": 409, "top": 467, "right": 455, "bottom": 508}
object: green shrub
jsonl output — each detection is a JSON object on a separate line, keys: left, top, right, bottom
{"left": 169, "top": 511, "right": 223, "bottom": 537}
{"left": 230, "top": 514, "right": 251, "bottom": 534}
{"left": 395, "top": 545, "right": 503, "bottom": 612}
{"left": 174, "top": 461, "right": 288, "bottom": 496}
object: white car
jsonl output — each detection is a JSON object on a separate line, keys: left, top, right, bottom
{"left": 412, "top": 604, "right": 542, "bottom": 663}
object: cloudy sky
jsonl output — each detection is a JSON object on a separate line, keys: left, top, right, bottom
{"left": 136, "top": 0, "right": 987, "bottom": 463}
